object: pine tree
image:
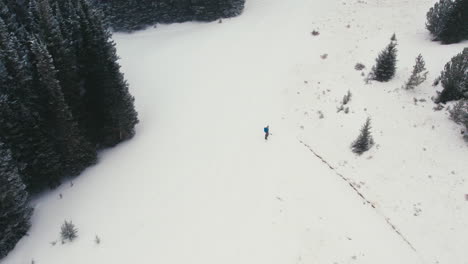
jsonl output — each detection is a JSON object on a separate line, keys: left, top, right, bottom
{"left": 403, "top": 54, "right": 428, "bottom": 90}
{"left": 370, "top": 34, "right": 398, "bottom": 82}
{"left": 36, "top": 0, "right": 85, "bottom": 132}
{"left": 436, "top": 47, "right": 468, "bottom": 103}
{"left": 29, "top": 37, "right": 97, "bottom": 177}
{"left": 426, "top": 0, "right": 468, "bottom": 44}
{"left": 77, "top": 0, "right": 138, "bottom": 147}
{"left": 0, "top": 17, "right": 33, "bottom": 100}
{"left": 351, "top": 117, "right": 374, "bottom": 155}
{"left": 0, "top": 142, "right": 33, "bottom": 259}
{"left": 438, "top": 0, "right": 468, "bottom": 44}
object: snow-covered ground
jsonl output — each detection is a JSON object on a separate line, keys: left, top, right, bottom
{"left": 3, "top": 0, "right": 467, "bottom": 263}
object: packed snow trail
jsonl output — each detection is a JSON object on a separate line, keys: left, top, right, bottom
{"left": 3, "top": 0, "right": 467, "bottom": 263}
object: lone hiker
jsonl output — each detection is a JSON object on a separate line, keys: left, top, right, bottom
{"left": 264, "top": 125, "right": 269, "bottom": 140}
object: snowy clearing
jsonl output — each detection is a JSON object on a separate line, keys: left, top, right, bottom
{"left": 2, "top": 0, "right": 467, "bottom": 263}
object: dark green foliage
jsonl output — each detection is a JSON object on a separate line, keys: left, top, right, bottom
{"left": 351, "top": 118, "right": 374, "bottom": 155}
{"left": 29, "top": 37, "right": 97, "bottom": 177}
{"left": 403, "top": 54, "right": 428, "bottom": 90}
{"left": 0, "top": 142, "right": 33, "bottom": 259}
{"left": 0, "top": 0, "right": 139, "bottom": 257}
{"left": 426, "top": 0, "right": 468, "bottom": 44}
{"left": 370, "top": 34, "right": 398, "bottom": 82}
{"left": 77, "top": 0, "right": 138, "bottom": 147}
{"left": 435, "top": 48, "right": 468, "bottom": 103}
{"left": 0, "top": 0, "right": 137, "bottom": 193}
{"left": 94, "top": 0, "right": 246, "bottom": 32}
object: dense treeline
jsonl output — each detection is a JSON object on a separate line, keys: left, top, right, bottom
{"left": 94, "top": 0, "right": 246, "bottom": 31}
{"left": 0, "top": 0, "right": 138, "bottom": 258}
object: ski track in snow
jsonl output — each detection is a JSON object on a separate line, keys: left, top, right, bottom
{"left": 298, "top": 139, "right": 418, "bottom": 253}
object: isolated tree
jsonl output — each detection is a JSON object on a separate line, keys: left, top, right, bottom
{"left": 370, "top": 34, "right": 398, "bottom": 82}
{"left": 426, "top": 0, "right": 468, "bottom": 44}
{"left": 0, "top": 142, "right": 33, "bottom": 259}
{"left": 435, "top": 47, "right": 468, "bottom": 103}
{"left": 403, "top": 54, "right": 428, "bottom": 89}
{"left": 351, "top": 117, "right": 374, "bottom": 154}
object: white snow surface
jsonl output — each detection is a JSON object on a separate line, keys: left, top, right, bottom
{"left": 3, "top": 0, "right": 468, "bottom": 263}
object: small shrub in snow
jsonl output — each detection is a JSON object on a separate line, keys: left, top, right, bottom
{"left": 317, "top": 111, "right": 324, "bottom": 119}
{"left": 311, "top": 30, "right": 320, "bottom": 36}
{"left": 426, "top": 0, "right": 468, "bottom": 44}
{"left": 434, "top": 48, "right": 468, "bottom": 103}
{"left": 403, "top": 54, "right": 428, "bottom": 90}
{"left": 433, "top": 104, "right": 445, "bottom": 111}
{"left": 355, "top": 63, "right": 366, "bottom": 71}
{"left": 351, "top": 118, "right": 374, "bottom": 154}
{"left": 342, "top": 90, "right": 352, "bottom": 105}
{"left": 60, "top": 221, "right": 78, "bottom": 242}
{"left": 369, "top": 34, "right": 398, "bottom": 82}
{"left": 95, "top": 235, "right": 101, "bottom": 244}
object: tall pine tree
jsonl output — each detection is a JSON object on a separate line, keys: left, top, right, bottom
{"left": 77, "top": 0, "right": 138, "bottom": 147}
{"left": 0, "top": 142, "right": 33, "bottom": 259}
{"left": 29, "top": 36, "right": 97, "bottom": 177}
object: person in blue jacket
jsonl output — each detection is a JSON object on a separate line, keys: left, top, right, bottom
{"left": 264, "top": 125, "right": 269, "bottom": 140}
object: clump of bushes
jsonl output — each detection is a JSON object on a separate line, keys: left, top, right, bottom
{"left": 426, "top": 0, "right": 468, "bottom": 44}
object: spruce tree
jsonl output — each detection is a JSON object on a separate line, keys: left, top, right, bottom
{"left": 351, "top": 118, "right": 374, "bottom": 155}
{"left": 370, "top": 34, "right": 398, "bottom": 82}
{"left": 0, "top": 142, "right": 33, "bottom": 259}
{"left": 77, "top": 0, "right": 138, "bottom": 147}
{"left": 426, "top": 0, "right": 468, "bottom": 44}
{"left": 403, "top": 54, "right": 428, "bottom": 90}
{"left": 436, "top": 47, "right": 468, "bottom": 103}
{"left": 36, "top": 0, "right": 85, "bottom": 132}
{"left": 29, "top": 37, "right": 97, "bottom": 177}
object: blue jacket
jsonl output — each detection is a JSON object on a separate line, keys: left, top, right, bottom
{"left": 264, "top": 127, "right": 269, "bottom": 133}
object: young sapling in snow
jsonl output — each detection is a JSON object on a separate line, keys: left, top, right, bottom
{"left": 403, "top": 54, "right": 428, "bottom": 89}
{"left": 351, "top": 117, "right": 374, "bottom": 154}
{"left": 342, "top": 90, "right": 352, "bottom": 105}
{"left": 368, "top": 34, "right": 398, "bottom": 82}
{"left": 60, "top": 220, "right": 78, "bottom": 242}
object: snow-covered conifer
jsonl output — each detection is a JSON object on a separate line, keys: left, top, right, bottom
{"left": 0, "top": 142, "right": 33, "bottom": 259}
{"left": 351, "top": 118, "right": 374, "bottom": 155}
{"left": 435, "top": 47, "right": 468, "bottom": 103}
{"left": 370, "top": 34, "right": 398, "bottom": 82}
{"left": 426, "top": 0, "right": 468, "bottom": 44}
{"left": 403, "top": 54, "right": 428, "bottom": 90}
